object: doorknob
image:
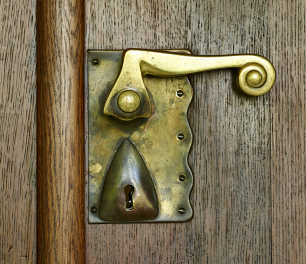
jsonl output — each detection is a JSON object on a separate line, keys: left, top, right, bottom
{"left": 88, "top": 49, "right": 275, "bottom": 223}
{"left": 103, "top": 49, "right": 275, "bottom": 121}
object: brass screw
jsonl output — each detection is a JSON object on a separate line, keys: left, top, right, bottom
{"left": 92, "top": 58, "right": 99, "bottom": 65}
{"left": 177, "top": 90, "right": 184, "bottom": 97}
{"left": 91, "top": 207, "right": 98, "bottom": 213}
{"left": 177, "top": 133, "right": 184, "bottom": 140}
{"left": 179, "top": 175, "right": 186, "bottom": 182}
{"left": 178, "top": 208, "right": 186, "bottom": 214}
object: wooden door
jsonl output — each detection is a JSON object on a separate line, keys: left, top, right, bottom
{"left": 1, "top": 0, "right": 305, "bottom": 263}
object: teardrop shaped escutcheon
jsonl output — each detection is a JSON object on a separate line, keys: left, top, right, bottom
{"left": 99, "top": 139, "right": 159, "bottom": 221}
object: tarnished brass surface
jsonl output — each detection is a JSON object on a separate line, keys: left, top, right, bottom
{"left": 99, "top": 139, "right": 159, "bottom": 221}
{"left": 88, "top": 50, "right": 193, "bottom": 223}
{"left": 104, "top": 49, "right": 276, "bottom": 121}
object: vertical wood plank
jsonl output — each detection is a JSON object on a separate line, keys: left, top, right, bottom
{"left": 36, "top": 0, "right": 85, "bottom": 263}
{"left": 0, "top": 0, "right": 36, "bottom": 263}
{"left": 270, "top": 0, "right": 306, "bottom": 263}
{"left": 85, "top": 0, "right": 272, "bottom": 263}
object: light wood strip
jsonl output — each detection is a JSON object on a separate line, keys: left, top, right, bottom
{"left": 0, "top": 0, "right": 36, "bottom": 263}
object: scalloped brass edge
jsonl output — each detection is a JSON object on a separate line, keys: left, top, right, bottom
{"left": 88, "top": 50, "right": 194, "bottom": 223}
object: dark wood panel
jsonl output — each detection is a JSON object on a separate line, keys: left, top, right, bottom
{"left": 36, "top": 0, "right": 85, "bottom": 263}
{"left": 85, "top": 0, "right": 272, "bottom": 263}
{"left": 270, "top": 0, "right": 306, "bottom": 263}
{"left": 0, "top": 0, "right": 36, "bottom": 263}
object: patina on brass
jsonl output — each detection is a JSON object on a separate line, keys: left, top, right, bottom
{"left": 88, "top": 49, "right": 275, "bottom": 223}
{"left": 104, "top": 49, "right": 276, "bottom": 122}
{"left": 88, "top": 50, "right": 193, "bottom": 223}
{"left": 99, "top": 139, "right": 159, "bottom": 221}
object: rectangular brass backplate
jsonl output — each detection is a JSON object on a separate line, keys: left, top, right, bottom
{"left": 88, "top": 50, "right": 193, "bottom": 223}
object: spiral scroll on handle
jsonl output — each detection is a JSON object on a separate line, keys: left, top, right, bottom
{"left": 130, "top": 50, "right": 276, "bottom": 97}
{"left": 238, "top": 62, "right": 275, "bottom": 96}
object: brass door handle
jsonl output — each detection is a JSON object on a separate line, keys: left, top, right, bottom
{"left": 88, "top": 49, "right": 275, "bottom": 223}
{"left": 104, "top": 49, "right": 276, "bottom": 121}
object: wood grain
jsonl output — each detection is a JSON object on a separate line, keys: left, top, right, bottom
{"left": 0, "top": 0, "right": 36, "bottom": 263}
{"left": 85, "top": 0, "right": 272, "bottom": 263}
{"left": 36, "top": 0, "right": 85, "bottom": 263}
{"left": 1, "top": 0, "right": 305, "bottom": 263}
{"left": 270, "top": 1, "right": 306, "bottom": 263}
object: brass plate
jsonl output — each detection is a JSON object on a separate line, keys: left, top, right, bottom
{"left": 88, "top": 50, "right": 193, "bottom": 223}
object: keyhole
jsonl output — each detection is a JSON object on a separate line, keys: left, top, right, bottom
{"left": 124, "top": 185, "right": 134, "bottom": 210}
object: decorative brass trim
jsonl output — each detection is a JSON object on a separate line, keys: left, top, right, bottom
{"left": 88, "top": 50, "right": 193, "bottom": 223}
{"left": 99, "top": 139, "right": 159, "bottom": 221}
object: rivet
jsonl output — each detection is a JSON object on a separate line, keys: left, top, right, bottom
{"left": 117, "top": 90, "right": 141, "bottom": 113}
{"left": 178, "top": 208, "right": 186, "bottom": 214}
{"left": 179, "top": 175, "right": 186, "bottom": 182}
{"left": 176, "top": 90, "right": 184, "bottom": 97}
{"left": 92, "top": 58, "right": 99, "bottom": 65}
{"left": 91, "top": 207, "right": 98, "bottom": 213}
{"left": 177, "top": 133, "right": 184, "bottom": 140}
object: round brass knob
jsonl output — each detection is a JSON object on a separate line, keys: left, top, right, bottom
{"left": 246, "top": 70, "right": 262, "bottom": 87}
{"left": 117, "top": 90, "right": 140, "bottom": 113}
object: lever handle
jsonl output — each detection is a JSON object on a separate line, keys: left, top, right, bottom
{"left": 104, "top": 49, "right": 275, "bottom": 121}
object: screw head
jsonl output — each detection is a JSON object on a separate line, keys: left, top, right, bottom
{"left": 91, "top": 207, "right": 98, "bottom": 213}
{"left": 179, "top": 175, "right": 186, "bottom": 182}
{"left": 92, "top": 58, "right": 99, "bottom": 65}
{"left": 178, "top": 208, "right": 186, "bottom": 214}
{"left": 177, "top": 133, "right": 184, "bottom": 140}
{"left": 176, "top": 90, "right": 184, "bottom": 97}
